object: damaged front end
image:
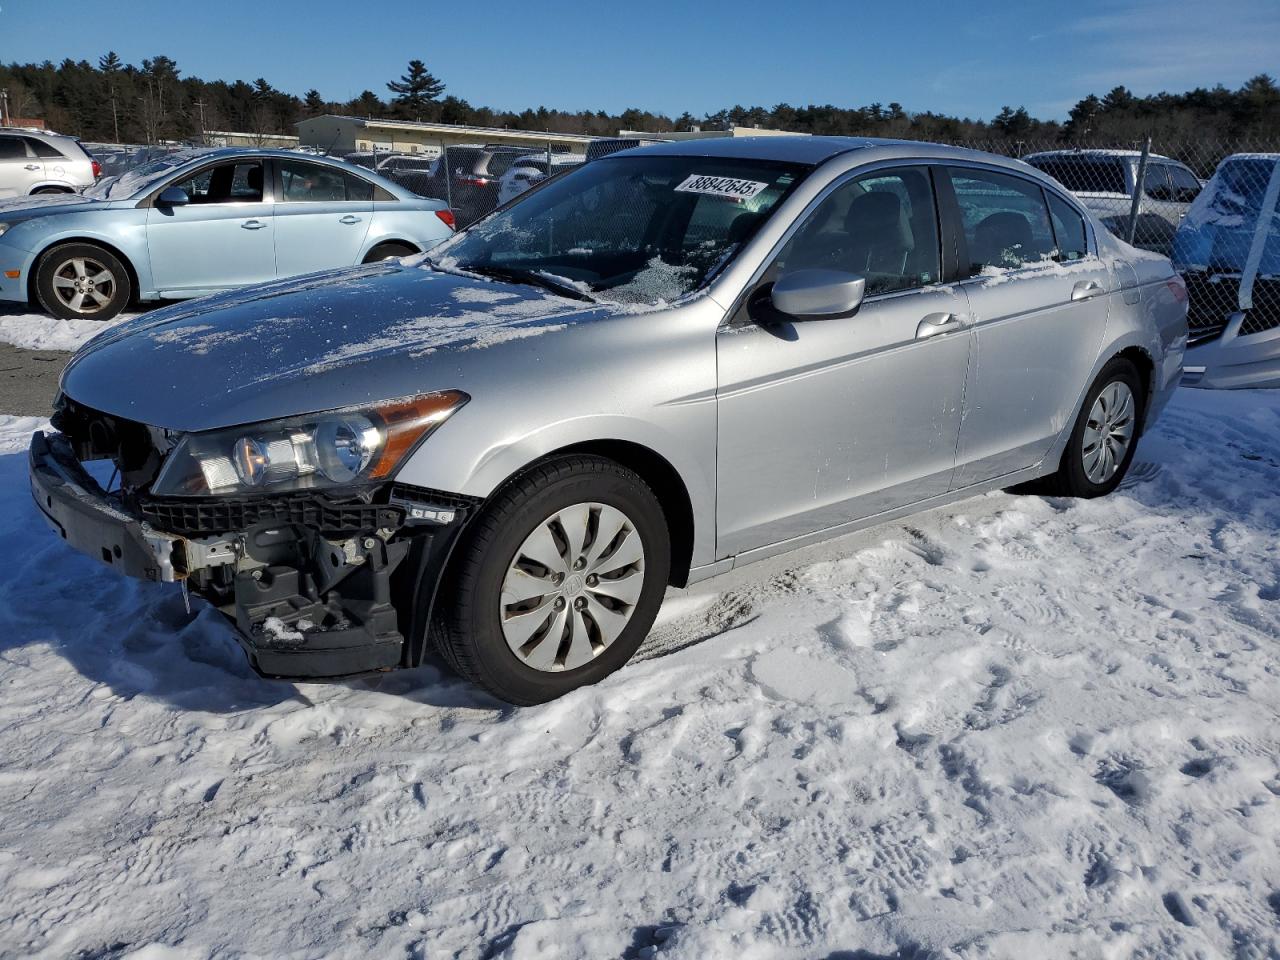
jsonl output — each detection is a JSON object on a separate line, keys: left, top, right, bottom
{"left": 30, "top": 393, "right": 476, "bottom": 679}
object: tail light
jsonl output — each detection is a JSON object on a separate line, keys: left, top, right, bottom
{"left": 435, "top": 209, "right": 456, "bottom": 230}
{"left": 91, "top": 159, "right": 102, "bottom": 179}
{"left": 1167, "top": 275, "right": 1187, "bottom": 302}
{"left": 457, "top": 176, "right": 491, "bottom": 188}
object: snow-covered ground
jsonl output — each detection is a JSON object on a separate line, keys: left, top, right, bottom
{"left": 1, "top": 389, "right": 1278, "bottom": 960}
{"left": 0, "top": 307, "right": 131, "bottom": 352}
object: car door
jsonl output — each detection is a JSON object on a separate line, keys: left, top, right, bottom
{"left": 943, "top": 166, "right": 1112, "bottom": 487}
{"left": 273, "top": 159, "right": 374, "bottom": 278}
{"left": 716, "top": 164, "right": 973, "bottom": 556}
{"left": 0, "top": 135, "right": 42, "bottom": 197}
{"left": 145, "top": 158, "right": 277, "bottom": 294}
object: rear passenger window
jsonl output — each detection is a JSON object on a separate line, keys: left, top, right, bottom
{"left": 949, "top": 168, "right": 1056, "bottom": 273}
{"left": 777, "top": 166, "right": 940, "bottom": 297}
{"left": 1046, "top": 192, "right": 1089, "bottom": 261}
{"left": 280, "top": 161, "right": 371, "bottom": 202}
{"left": 0, "top": 137, "right": 26, "bottom": 160}
{"left": 25, "top": 137, "right": 67, "bottom": 159}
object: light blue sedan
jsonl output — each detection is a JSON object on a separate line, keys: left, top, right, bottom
{"left": 0, "top": 148, "right": 455, "bottom": 321}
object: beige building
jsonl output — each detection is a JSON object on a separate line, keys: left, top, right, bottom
{"left": 296, "top": 115, "right": 595, "bottom": 158}
{"left": 205, "top": 130, "right": 301, "bottom": 149}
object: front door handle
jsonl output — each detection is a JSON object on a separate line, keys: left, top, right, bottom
{"left": 916, "top": 312, "right": 963, "bottom": 340}
{"left": 1071, "top": 279, "right": 1105, "bottom": 301}
{"left": 24, "top": 164, "right": 40, "bottom": 171}
{"left": 339, "top": 215, "right": 362, "bottom": 224}
{"left": 241, "top": 220, "right": 267, "bottom": 230}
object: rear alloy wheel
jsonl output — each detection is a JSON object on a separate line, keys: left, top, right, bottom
{"left": 1033, "top": 357, "right": 1145, "bottom": 498}
{"left": 35, "top": 243, "right": 131, "bottom": 321}
{"left": 430, "top": 455, "right": 670, "bottom": 704}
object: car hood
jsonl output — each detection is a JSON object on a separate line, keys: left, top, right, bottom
{"left": 61, "top": 261, "right": 607, "bottom": 432}
{"left": 0, "top": 193, "right": 107, "bottom": 219}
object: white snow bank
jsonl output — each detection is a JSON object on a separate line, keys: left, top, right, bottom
{"left": 0, "top": 308, "right": 132, "bottom": 352}
{"left": 0, "top": 389, "right": 1278, "bottom": 959}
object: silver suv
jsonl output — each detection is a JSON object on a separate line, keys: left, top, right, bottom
{"left": 0, "top": 128, "right": 99, "bottom": 197}
{"left": 1023, "top": 149, "right": 1202, "bottom": 256}
{"left": 30, "top": 137, "right": 1188, "bottom": 704}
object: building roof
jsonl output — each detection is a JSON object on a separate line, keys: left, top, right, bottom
{"left": 297, "top": 114, "right": 595, "bottom": 143}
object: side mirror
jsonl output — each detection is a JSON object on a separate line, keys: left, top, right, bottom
{"left": 771, "top": 269, "right": 867, "bottom": 319}
{"left": 157, "top": 186, "right": 190, "bottom": 207}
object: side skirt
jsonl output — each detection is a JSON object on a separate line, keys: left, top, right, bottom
{"left": 686, "top": 462, "right": 1047, "bottom": 585}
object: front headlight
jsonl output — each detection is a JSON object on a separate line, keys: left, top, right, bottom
{"left": 151, "top": 391, "right": 468, "bottom": 497}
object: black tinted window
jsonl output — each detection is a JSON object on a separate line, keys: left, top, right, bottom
{"left": 1167, "top": 164, "right": 1201, "bottom": 201}
{"left": 1046, "top": 192, "right": 1089, "bottom": 261}
{"left": 25, "top": 137, "right": 68, "bottom": 159}
{"left": 1027, "top": 157, "right": 1126, "bottom": 195}
{"left": 0, "top": 137, "right": 26, "bottom": 160}
{"left": 1142, "top": 164, "right": 1172, "bottom": 199}
{"left": 950, "top": 168, "right": 1056, "bottom": 273}
{"left": 778, "top": 167, "right": 940, "bottom": 296}
{"left": 172, "top": 161, "right": 264, "bottom": 203}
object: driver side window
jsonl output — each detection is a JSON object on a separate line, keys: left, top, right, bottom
{"left": 776, "top": 167, "right": 941, "bottom": 297}
{"left": 170, "top": 161, "right": 264, "bottom": 204}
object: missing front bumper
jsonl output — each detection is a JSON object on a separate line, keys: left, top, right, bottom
{"left": 29, "top": 430, "right": 475, "bottom": 680}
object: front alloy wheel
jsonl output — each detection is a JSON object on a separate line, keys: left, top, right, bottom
{"left": 430, "top": 455, "right": 670, "bottom": 704}
{"left": 500, "top": 502, "right": 646, "bottom": 672}
{"left": 35, "top": 243, "right": 132, "bottom": 321}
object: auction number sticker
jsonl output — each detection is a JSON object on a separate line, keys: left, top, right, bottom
{"left": 674, "top": 174, "right": 769, "bottom": 200}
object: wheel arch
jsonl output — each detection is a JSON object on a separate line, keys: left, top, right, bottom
{"left": 29, "top": 235, "right": 142, "bottom": 307}
{"left": 361, "top": 239, "right": 421, "bottom": 263}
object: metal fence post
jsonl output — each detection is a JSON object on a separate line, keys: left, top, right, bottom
{"left": 1126, "top": 136, "right": 1152, "bottom": 246}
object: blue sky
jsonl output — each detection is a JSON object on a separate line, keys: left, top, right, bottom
{"left": 3, "top": 0, "right": 1277, "bottom": 120}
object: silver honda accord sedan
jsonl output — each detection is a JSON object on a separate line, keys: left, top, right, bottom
{"left": 30, "top": 137, "right": 1188, "bottom": 704}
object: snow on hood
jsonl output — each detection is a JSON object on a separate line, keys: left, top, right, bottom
{"left": 61, "top": 260, "right": 605, "bottom": 432}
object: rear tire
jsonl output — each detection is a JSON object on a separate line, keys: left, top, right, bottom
{"left": 363, "top": 242, "right": 417, "bottom": 263}
{"left": 430, "top": 455, "right": 671, "bottom": 705}
{"left": 1026, "top": 357, "right": 1145, "bottom": 498}
{"left": 35, "top": 243, "right": 131, "bottom": 321}
{"left": 31, "top": 186, "right": 72, "bottom": 195}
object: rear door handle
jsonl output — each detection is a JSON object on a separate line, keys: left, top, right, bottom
{"left": 24, "top": 164, "right": 40, "bottom": 171}
{"left": 241, "top": 220, "right": 268, "bottom": 230}
{"left": 339, "top": 215, "right": 362, "bottom": 224}
{"left": 1071, "top": 279, "right": 1105, "bottom": 301}
{"left": 916, "top": 312, "right": 963, "bottom": 339}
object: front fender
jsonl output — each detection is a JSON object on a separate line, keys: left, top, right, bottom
{"left": 14, "top": 213, "right": 153, "bottom": 298}
{"left": 396, "top": 409, "right": 718, "bottom": 569}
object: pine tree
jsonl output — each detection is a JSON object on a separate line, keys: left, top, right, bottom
{"left": 304, "top": 89, "right": 325, "bottom": 115}
{"left": 99, "top": 51, "right": 122, "bottom": 141}
{"left": 386, "top": 60, "right": 445, "bottom": 117}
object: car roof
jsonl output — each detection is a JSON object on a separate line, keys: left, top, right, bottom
{"left": 1024, "top": 149, "right": 1179, "bottom": 163}
{"left": 606, "top": 135, "right": 1059, "bottom": 174}
{"left": 144, "top": 147, "right": 425, "bottom": 200}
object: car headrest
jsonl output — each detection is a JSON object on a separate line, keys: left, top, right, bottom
{"left": 973, "top": 211, "right": 1033, "bottom": 267}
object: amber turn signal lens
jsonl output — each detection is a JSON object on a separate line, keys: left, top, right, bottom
{"left": 368, "top": 390, "right": 469, "bottom": 479}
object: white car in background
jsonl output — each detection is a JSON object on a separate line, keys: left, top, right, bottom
{"left": 0, "top": 128, "right": 100, "bottom": 197}
{"left": 497, "top": 153, "right": 583, "bottom": 206}
{"left": 1023, "top": 149, "right": 1202, "bottom": 256}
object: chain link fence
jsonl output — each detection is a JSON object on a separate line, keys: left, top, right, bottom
{"left": 78, "top": 134, "right": 1280, "bottom": 352}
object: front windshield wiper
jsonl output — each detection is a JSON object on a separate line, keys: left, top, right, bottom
{"left": 459, "top": 263, "right": 596, "bottom": 302}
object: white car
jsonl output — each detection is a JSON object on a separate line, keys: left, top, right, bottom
{"left": 497, "top": 154, "right": 583, "bottom": 206}
{"left": 0, "top": 128, "right": 100, "bottom": 197}
{"left": 1023, "top": 149, "right": 1202, "bottom": 256}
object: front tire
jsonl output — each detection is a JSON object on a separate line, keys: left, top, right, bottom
{"left": 35, "top": 243, "right": 131, "bottom": 321}
{"left": 1036, "top": 357, "right": 1145, "bottom": 498}
{"left": 430, "top": 455, "right": 671, "bottom": 705}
